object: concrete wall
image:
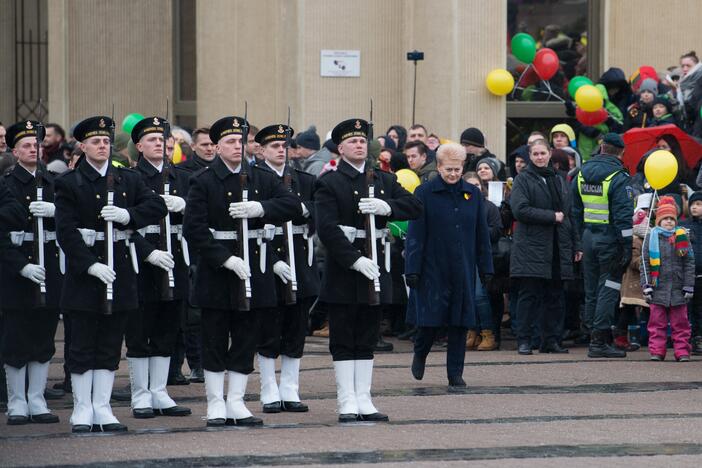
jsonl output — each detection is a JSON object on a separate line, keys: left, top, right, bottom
{"left": 47, "top": 0, "right": 173, "bottom": 131}
{"left": 196, "top": 0, "right": 507, "bottom": 157}
{"left": 605, "top": 0, "right": 702, "bottom": 77}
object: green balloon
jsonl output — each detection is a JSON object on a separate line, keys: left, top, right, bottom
{"left": 511, "top": 33, "right": 536, "bottom": 64}
{"left": 568, "top": 76, "right": 594, "bottom": 99}
{"left": 389, "top": 220, "right": 408, "bottom": 239}
{"left": 121, "top": 113, "right": 144, "bottom": 134}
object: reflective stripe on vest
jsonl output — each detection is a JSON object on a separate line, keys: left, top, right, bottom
{"left": 577, "top": 171, "right": 620, "bottom": 224}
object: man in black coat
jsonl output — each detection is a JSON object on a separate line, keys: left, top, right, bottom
{"left": 0, "top": 120, "right": 62, "bottom": 425}
{"left": 173, "top": 126, "right": 215, "bottom": 384}
{"left": 183, "top": 116, "right": 300, "bottom": 427}
{"left": 254, "top": 124, "right": 319, "bottom": 414}
{"left": 315, "top": 118, "right": 422, "bottom": 423}
{"left": 55, "top": 116, "right": 168, "bottom": 433}
{"left": 127, "top": 117, "right": 192, "bottom": 419}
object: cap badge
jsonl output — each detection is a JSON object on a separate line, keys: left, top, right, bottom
{"left": 26, "top": 121, "right": 33, "bottom": 129}
{"left": 278, "top": 125, "right": 285, "bottom": 133}
{"left": 354, "top": 120, "right": 361, "bottom": 129}
{"left": 233, "top": 118, "right": 240, "bottom": 128}
{"left": 153, "top": 117, "right": 160, "bottom": 125}
{"left": 99, "top": 118, "right": 106, "bottom": 128}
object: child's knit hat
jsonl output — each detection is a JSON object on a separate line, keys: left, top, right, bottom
{"left": 655, "top": 196, "right": 678, "bottom": 225}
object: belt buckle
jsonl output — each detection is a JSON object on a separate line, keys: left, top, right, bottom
{"left": 9, "top": 231, "right": 25, "bottom": 246}
{"left": 263, "top": 224, "right": 276, "bottom": 241}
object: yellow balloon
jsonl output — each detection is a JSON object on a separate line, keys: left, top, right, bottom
{"left": 644, "top": 150, "right": 678, "bottom": 190}
{"left": 395, "top": 168, "right": 421, "bottom": 194}
{"left": 575, "top": 84, "right": 604, "bottom": 112}
{"left": 485, "top": 69, "right": 515, "bottom": 96}
{"left": 171, "top": 141, "right": 183, "bottom": 164}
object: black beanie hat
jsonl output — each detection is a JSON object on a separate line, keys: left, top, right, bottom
{"left": 460, "top": 127, "right": 485, "bottom": 147}
{"left": 296, "top": 126, "right": 321, "bottom": 151}
{"left": 652, "top": 97, "right": 673, "bottom": 114}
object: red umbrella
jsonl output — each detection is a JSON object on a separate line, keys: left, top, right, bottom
{"left": 623, "top": 124, "right": 702, "bottom": 173}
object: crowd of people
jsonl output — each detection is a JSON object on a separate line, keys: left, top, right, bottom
{"left": 1, "top": 48, "right": 702, "bottom": 431}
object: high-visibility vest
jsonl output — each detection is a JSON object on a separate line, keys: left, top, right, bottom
{"left": 577, "top": 171, "right": 620, "bottom": 224}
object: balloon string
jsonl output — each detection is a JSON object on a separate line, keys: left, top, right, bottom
{"left": 510, "top": 64, "right": 531, "bottom": 100}
{"left": 640, "top": 190, "right": 658, "bottom": 286}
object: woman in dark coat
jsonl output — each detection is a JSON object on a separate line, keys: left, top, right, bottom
{"left": 405, "top": 144, "right": 493, "bottom": 388}
{"left": 510, "top": 139, "right": 578, "bottom": 355}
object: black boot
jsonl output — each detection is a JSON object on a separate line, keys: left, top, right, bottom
{"left": 374, "top": 338, "right": 394, "bottom": 352}
{"left": 411, "top": 353, "right": 426, "bottom": 380}
{"left": 540, "top": 340, "right": 569, "bottom": 354}
{"left": 588, "top": 329, "right": 626, "bottom": 358}
{"left": 691, "top": 336, "right": 702, "bottom": 355}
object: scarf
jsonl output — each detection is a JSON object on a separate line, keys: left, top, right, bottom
{"left": 648, "top": 226, "right": 691, "bottom": 286}
{"left": 531, "top": 163, "right": 563, "bottom": 212}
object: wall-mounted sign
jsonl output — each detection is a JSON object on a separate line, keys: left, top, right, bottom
{"left": 320, "top": 50, "right": 361, "bottom": 77}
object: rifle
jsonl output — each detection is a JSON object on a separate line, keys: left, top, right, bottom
{"left": 34, "top": 121, "right": 46, "bottom": 307}
{"left": 160, "top": 102, "right": 175, "bottom": 300}
{"left": 282, "top": 107, "right": 297, "bottom": 305}
{"left": 237, "top": 104, "right": 252, "bottom": 311}
{"left": 104, "top": 106, "right": 115, "bottom": 315}
{"left": 365, "top": 99, "right": 380, "bottom": 305}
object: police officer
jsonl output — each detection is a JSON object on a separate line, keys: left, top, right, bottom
{"left": 55, "top": 116, "right": 167, "bottom": 433}
{"left": 254, "top": 124, "right": 319, "bottom": 413}
{"left": 183, "top": 116, "right": 299, "bottom": 427}
{"left": 315, "top": 118, "right": 422, "bottom": 423}
{"left": 1, "top": 120, "right": 61, "bottom": 425}
{"left": 572, "top": 133, "right": 632, "bottom": 358}
{"left": 127, "top": 117, "right": 192, "bottom": 418}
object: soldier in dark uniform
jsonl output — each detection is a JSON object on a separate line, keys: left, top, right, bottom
{"left": 127, "top": 117, "right": 192, "bottom": 418}
{"left": 183, "top": 116, "right": 300, "bottom": 427}
{"left": 0, "top": 120, "right": 61, "bottom": 425}
{"left": 172, "top": 126, "right": 215, "bottom": 384}
{"left": 315, "top": 118, "right": 422, "bottom": 423}
{"left": 0, "top": 177, "right": 27, "bottom": 226}
{"left": 254, "top": 124, "right": 319, "bottom": 413}
{"left": 54, "top": 116, "right": 167, "bottom": 433}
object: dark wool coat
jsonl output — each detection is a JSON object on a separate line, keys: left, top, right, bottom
{"left": 509, "top": 164, "right": 577, "bottom": 280}
{"left": 405, "top": 177, "right": 493, "bottom": 328}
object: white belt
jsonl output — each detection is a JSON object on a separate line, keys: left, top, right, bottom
{"left": 77, "top": 228, "right": 130, "bottom": 246}
{"left": 9, "top": 230, "right": 57, "bottom": 245}
{"left": 210, "top": 227, "right": 277, "bottom": 241}
{"left": 273, "top": 225, "right": 309, "bottom": 236}
{"left": 338, "top": 225, "right": 392, "bottom": 272}
{"left": 138, "top": 224, "right": 184, "bottom": 238}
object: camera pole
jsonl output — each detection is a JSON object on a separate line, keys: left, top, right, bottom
{"left": 412, "top": 59, "right": 418, "bottom": 126}
{"left": 407, "top": 50, "right": 424, "bottom": 126}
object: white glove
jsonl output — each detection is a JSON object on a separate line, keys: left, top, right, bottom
{"left": 161, "top": 194, "right": 186, "bottom": 213}
{"left": 20, "top": 264, "right": 46, "bottom": 284}
{"left": 223, "top": 256, "right": 250, "bottom": 280}
{"left": 101, "top": 205, "right": 131, "bottom": 225}
{"left": 358, "top": 198, "right": 392, "bottom": 216}
{"left": 351, "top": 256, "right": 380, "bottom": 280}
{"left": 228, "top": 201, "right": 264, "bottom": 219}
{"left": 28, "top": 201, "right": 55, "bottom": 218}
{"left": 301, "top": 202, "right": 310, "bottom": 218}
{"left": 87, "top": 262, "right": 116, "bottom": 285}
{"left": 273, "top": 260, "right": 293, "bottom": 284}
{"left": 145, "top": 250, "right": 175, "bottom": 271}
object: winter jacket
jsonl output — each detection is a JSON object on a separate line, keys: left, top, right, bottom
{"left": 680, "top": 215, "right": 702, "bottom": 274}
{"left": 509, "top": 164, "right": 577, "bottom": 280}
{"left": 416, "top": 160, "right": 438, "bottom": 184}
{"left": 620, "top": 223, "right": 648, "bottom": 308}
{"left": 571, "top": 153, "right": 633, "bottom": 246}
{"left": 640, "top": 228, "right": 695, "bottom": 307}
{"left": 599, "top": 67, "right": 634, "bottom": 117}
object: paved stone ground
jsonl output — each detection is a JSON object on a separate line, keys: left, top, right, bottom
{"left": 2, "top": 321, "right": 702, "bottom": 467}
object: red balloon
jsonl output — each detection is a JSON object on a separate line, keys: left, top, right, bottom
{"left": 576, "top": 107, "right": 608, "bottom": 126}
{"left": 532, "top": 48, "right": 560, "bottom": 80}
